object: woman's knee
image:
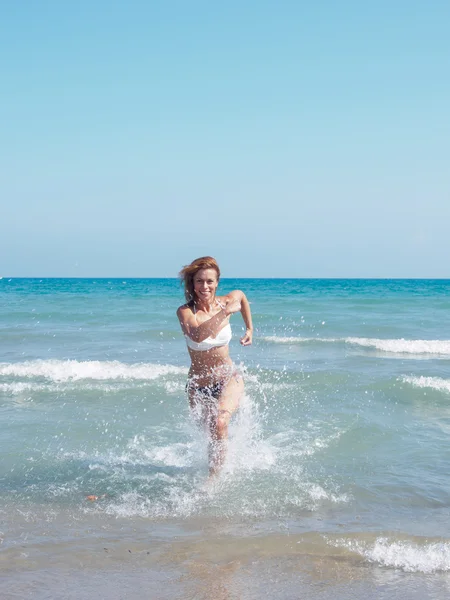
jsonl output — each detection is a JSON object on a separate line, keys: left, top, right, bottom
{"left": 215, "top": 412, "right": 230, "bottom": 437}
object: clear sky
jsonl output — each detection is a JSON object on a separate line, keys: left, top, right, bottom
{"left": 1, "top": 1, "right": 449, "bottom": 278}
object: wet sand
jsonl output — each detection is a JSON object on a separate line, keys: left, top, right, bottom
{"left": 2, "top": 531, "right": 449, "bottom": 600}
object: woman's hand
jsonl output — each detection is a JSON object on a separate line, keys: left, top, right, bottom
{"left": 240, "top": 329, "right": 253, "bottom": 346}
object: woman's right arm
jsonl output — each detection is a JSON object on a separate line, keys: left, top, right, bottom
{"left": 177, "top": 305, "right": 231, "bottom": 342}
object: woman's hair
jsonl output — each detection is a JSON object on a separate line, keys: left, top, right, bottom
{"left": 179, "top": 256, "right": 220, "bottom": 303}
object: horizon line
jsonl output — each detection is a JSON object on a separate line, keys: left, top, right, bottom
{"left": 2, "top": 276, "right": 450, "bottom": 281}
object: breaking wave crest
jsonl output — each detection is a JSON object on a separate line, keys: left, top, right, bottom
{"left": 0, "top": 359, "right": 187, "bottom": 383}
{"left": 402, "top": 375, "right": 450, "bottom": 394}
{"left": 329, "top": 536, "right": 450, "bottom": 573}
{"left": 345, "top": 337, "right": 450, "bottom": 355}
{"left": 262, "top": 336, "right": 450, "bottom": 355}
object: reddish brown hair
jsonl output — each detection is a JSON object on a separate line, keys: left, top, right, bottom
{"left": 179, "top": 256, "right": 221, "bottom": 303}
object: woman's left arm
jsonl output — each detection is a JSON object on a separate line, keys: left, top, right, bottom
{"left": 226, "top": 290, "right": 253, "bottom": 346}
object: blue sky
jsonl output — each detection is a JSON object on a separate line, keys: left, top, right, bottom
{"left": 2, "top": 1, "right": 449, "bottom": 277}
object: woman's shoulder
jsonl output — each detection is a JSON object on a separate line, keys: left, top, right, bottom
{"left": 176, "top": 302, "right": 194, "bottom": 315}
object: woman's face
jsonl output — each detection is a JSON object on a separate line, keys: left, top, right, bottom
{"left": 193, "top": 268, "right": 219, "bottom": 302}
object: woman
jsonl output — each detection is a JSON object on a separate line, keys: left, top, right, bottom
{"left": 177, "top": 256, "right": 253, "bottom": 477}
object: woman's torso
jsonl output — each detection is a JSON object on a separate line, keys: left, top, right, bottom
{"left": 185, "top": 297, "right": 234, "bottom": 386}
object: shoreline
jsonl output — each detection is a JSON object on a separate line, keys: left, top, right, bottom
{"left": 2, "top": 530, "right": 449, "bottom": 600}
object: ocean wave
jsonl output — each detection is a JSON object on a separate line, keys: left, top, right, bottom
{"left": 0, "top": 382, "right": 44, "bottom": 395}
{"left": 0, "top": 359, "right": 187, "bottom": 382}
{"left": 261, "top": 336, "right": 336, "bottom": 344}
{"left": 402, "top": 376, "right": 450, "bottom": 394}
{"left": 345, "top": 337, "right": 450, "bottom": 355}
{"left": 330, "top": 536, "right": 450, "bottom": 573}
{"left": 262, "top": 336, "right": 450, "bottom": 355}
{"left": 0, "top": 381, "right": 156, "bottom": 396}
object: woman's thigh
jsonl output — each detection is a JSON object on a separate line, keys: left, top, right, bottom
{"left": 218, "top": 373, "right": 244, "bottom": 417}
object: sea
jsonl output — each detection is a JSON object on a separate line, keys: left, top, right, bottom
{"left": 1, "top": 277, "right": 450, "bottom": 599}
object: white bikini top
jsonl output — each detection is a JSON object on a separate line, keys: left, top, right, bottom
{"left": 185, "top": 300, "right": 232, "bottom": 352}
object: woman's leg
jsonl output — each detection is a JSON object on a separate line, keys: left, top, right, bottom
{"left": 188, "top": 386, "right": 216, "bottom": 433}
{"left": 208, "top": 373, "right": 244, "bottom": 476}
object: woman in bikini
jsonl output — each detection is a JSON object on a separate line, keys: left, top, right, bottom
{"left": 177, "top": 256, "right": 253, "bottom": 477}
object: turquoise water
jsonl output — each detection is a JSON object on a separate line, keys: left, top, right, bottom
{"left": 1, "top": 278, "right": 450, "bottom": 598}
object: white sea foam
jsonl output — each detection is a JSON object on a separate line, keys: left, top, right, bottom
{"left": 128, "top": 437, "right": 197, "bottom": 469}
{"left": 330, "top": 537, "right": 450, "bottom": 573}
{"left": 261, "top": 336, "right": 336, "bottom": 344}
{"left": 262, "top": 335, "right": 450, "bottom": 355}
{"left": 0, "top": 362, "right": 288, "bottom": 397}
{"left": 0, "top": 359, "right": 187, "bottom": 382}
{"left": 225, "top": 393, "right": 277, "bottom": 474}
{"left": 345, "top": 337, "right": 450, "bottom": 355}
{"left": 402, "top": 376, "right": 450, "bottom": 394}
{"left": 0, "top": 382, "right": 44, "bottom": 395}
{"left": 78, "top": 391, "right": 345, "bottom": 520}
{"left": 0, "top": 381, "right": 157, "bottom": 396}
{"left": 161, "top": 380, "right": 185, "bottom": 394}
